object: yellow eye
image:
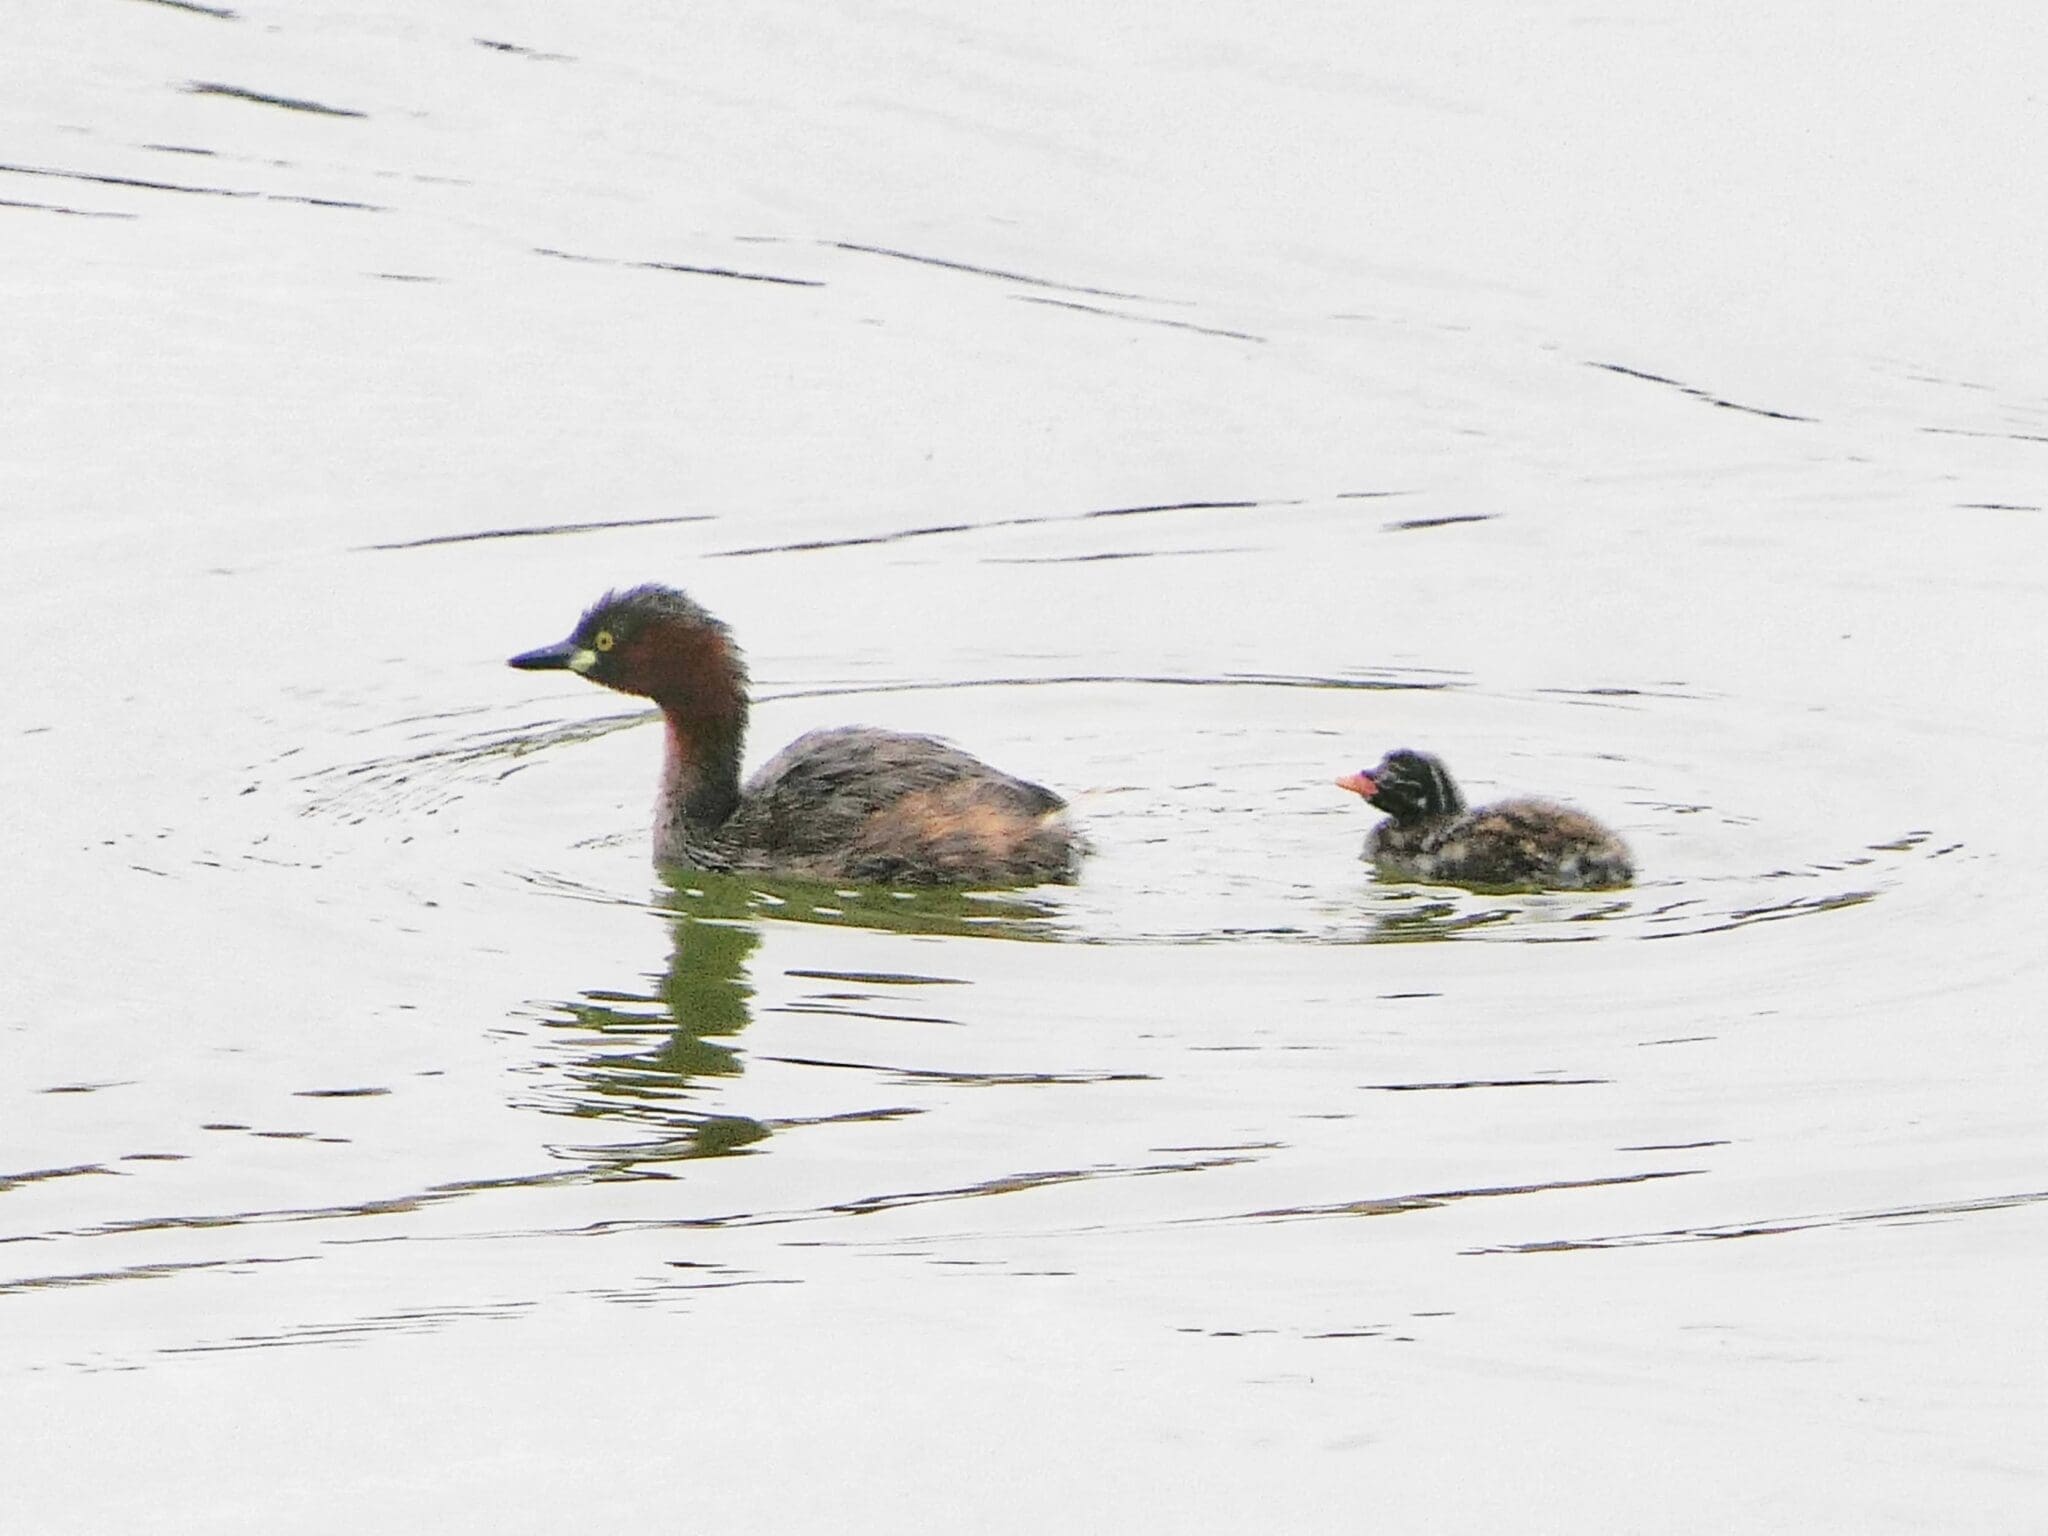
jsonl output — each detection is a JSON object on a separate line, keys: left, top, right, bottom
{"left": 594, "top": 630, "right": 616, "bottom": 652}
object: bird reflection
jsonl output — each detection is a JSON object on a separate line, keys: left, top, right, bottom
{"left": 538, "top": 871, "right": 1058, "bottom": 1175}
{"left": 1348, "top": 887, "right": 1634, "bottom": 944}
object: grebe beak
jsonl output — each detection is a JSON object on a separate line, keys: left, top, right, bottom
{"left": 509, "top": 638, "right": 598, "bottom": 674}
{"left": 1334, "top": 771, "right": 1377, "bottom": 799}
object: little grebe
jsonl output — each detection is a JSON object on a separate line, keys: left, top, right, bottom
{"left": 1335, "top": 749, "right": 1633, "bottom": 891}
{"left": 510, "top": 584, "right": 1081, "bottom": 886}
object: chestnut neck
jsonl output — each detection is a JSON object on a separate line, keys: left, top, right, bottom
{"left": 658, "top": 711, "right": 745, "bottom": 835}
{"left": 634, "top": 621, "right": 749, "bottom": 842}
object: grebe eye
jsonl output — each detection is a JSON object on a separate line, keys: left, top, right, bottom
{"left": 594, "top": 630, "right": 616, "bottom": 652}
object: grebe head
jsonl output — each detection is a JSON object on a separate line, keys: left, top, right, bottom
{"left": 1334, "top": 749, "right": 1466, "bottom": 823}
{"left": 509, "top": 584, "right": 747, "bottom": 714}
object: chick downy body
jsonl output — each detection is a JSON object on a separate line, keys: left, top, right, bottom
{"left": 1336, "top": 749, "right": 1632, "bottom": 891}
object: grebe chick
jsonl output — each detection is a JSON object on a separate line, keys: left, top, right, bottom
{"left": 510, "top": 584, "right": 1081, "bottom": 886}
{"left": 1335, "top": 749, "right": 1633, "bottom": 891}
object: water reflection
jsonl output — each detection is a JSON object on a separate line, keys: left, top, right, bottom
{"left": 1332, "top": 885, "right": 1637, "bottom": 945}
{"left": 548, "top": 916, "right": 767, "bottom": 1170}
{"left": 1322, "top": 862, "right": 1913, "bottom": 947}
{"left": 1358, "top": 896, "right": 1519, "bottom": 942}
{"left": 537, "top": 871, "right": 1064, "bottom": 1174}
{"left": 658, "top": 869, "right": 1062, "bottom": 941}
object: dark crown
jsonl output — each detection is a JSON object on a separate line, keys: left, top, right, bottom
{"left": 1368, "top": 749, "right": 1467, "bottom": 823}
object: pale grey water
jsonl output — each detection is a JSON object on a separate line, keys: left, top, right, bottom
{"left": 5, "top": 4, "right": 2047, "bottom": 1530}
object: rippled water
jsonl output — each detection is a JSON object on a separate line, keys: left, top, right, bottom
{"left": 7, "top": 3, "right": 2047, "bottom": 1531}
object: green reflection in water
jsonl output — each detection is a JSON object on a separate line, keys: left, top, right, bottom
{"left": 655, "top": 867, "right": 1062, "bottom": 940}
{"left": 547, "top": 914, "right": 769, "bottom": 1171}
{"left": 541, "top": 871, "right": 1059, "bottom": 1175}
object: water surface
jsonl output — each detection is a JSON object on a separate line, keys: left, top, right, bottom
{"left": 5, "top": 3, "right": 2046, "bottom": 1530}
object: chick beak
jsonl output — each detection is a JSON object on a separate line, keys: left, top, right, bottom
{"left": 1334, "top": 771, "right": 1378, "bottom": 799}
